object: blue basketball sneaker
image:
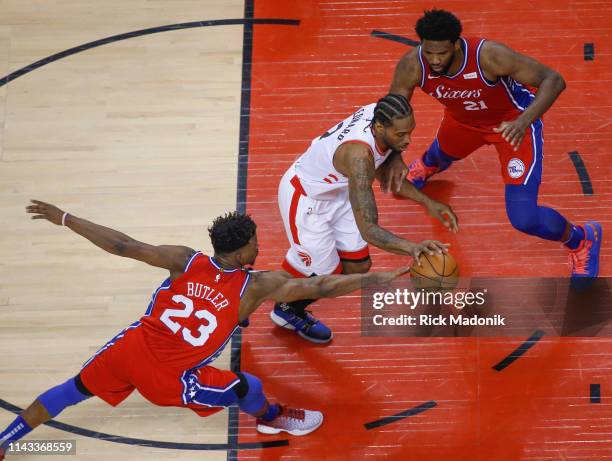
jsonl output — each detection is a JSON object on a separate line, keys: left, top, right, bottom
{"left": 270, "top": 303, "right": 333, "bottom": 344}
{"left": 569, "top": 221, "right": 602, "bottom": 281}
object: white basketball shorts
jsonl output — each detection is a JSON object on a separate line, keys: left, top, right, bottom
{"left": 278, "top": 165, "right": 370, "bottom": 277}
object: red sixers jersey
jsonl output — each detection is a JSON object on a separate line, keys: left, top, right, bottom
{"left": 418, "top": 37, "right": 535, "bottom": 127}
{"left": 139, "top": 252, "right": 250, "bottom": 371}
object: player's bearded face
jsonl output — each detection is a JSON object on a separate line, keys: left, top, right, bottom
{"left": 380, "top": 116, "right": 414, "bottom": 152}
{"left": 422, "top": 40, "right": 457, "bottom": 75}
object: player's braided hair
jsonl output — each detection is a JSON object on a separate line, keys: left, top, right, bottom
{"left": 372, "top": 93, "right": 412, "bottom": 127}
{"left": 415, "top": 9, "right": 462, "bottom": 43}
{"left": 208, "top": 211, "right": 257, "bottom": 254}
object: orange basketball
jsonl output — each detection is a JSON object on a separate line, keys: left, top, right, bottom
{"left": 410, "top": 252, "right": 459, "bottom": 290}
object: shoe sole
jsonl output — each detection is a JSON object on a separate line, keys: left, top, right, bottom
{"left": 256, "top": 417, "right": 323, "bottom": 436}
{"left": 270, "top": 310, "right": 333, "bottom": 344}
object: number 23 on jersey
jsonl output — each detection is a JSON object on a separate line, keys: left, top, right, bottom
{"left": 159, "top": 295, "right": 218, "bottom": 347}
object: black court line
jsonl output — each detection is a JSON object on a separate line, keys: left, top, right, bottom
{"left": 584, "top": 43, "right": 595, "bottom": 61}
{"left": 0, "top": 14, "right": 297, "bottom": 453}
{"left": 492, "top": 330, "right": 545, "bottom": 372}
{"left": 568, "top": 151, "right": 594, "bottom": 195}
{"left": 0, "top": 18, "right": 299, "bottom": 88}
{"left": 371, "top": 30, "right": 420, "bottom": 47}
{"left": 228, "top": 1, "right": 258, "bottom": 460}
{"left": 590, "top": 384, "right": 601, "bottom": 403}
{"left": 364, "top": 401, "right": 437, "bottom": 430}
{"left": 0, "top": 399, "right": 288, "bottom": 451}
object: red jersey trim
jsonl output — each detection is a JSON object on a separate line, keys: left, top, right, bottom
{"left": 338, "top": 245, "right": 370, "bottom": 261}
{"left": 282, "top": 258, "right": 309, "bottom": 278}
{"left": 288, "top": 175, "right": 306, "bottom": 245}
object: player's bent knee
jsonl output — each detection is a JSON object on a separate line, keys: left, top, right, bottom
{"left": 342, "top": 258, "right": 372, "bottom": 274}
{"left": 37, "top": 376, "right": 92, "bottom": 418}
{"left": 236, "top": 372, "right": 266, "bottom": 416}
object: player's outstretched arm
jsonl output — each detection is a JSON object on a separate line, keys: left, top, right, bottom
{"left": 248, "top": 266, "right": 410, "bottom": 307}
{"left": 25, "top": 200, "right": 194, "bottom": 273}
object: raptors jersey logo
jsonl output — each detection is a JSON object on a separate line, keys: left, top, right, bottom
{"left": 419, "top": 37, "right": 535, "bottom": 126}
{"left": 297, "top": 250, "right": 312, "bottom": 267}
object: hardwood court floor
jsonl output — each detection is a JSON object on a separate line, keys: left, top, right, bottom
{"left": 1, "top": 1, "right": 611, "bottom": 461}
{"left": 1, "top": 1, "right": 245, "bottom": 460}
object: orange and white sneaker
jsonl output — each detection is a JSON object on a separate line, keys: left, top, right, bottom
{"left": 406, "top": 156, "right": 441, "bottom": 189}
{"left": 569, "top": 221, "right": 602, "bottom": 281}
{"left": 256, "top": 405, "right": 323, "bottom": 436}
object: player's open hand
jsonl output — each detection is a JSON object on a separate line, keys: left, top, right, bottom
{"left": 379, "top": 153, "right": 408, "bottom": 194}
{"left": 493, "top": 119, "right": 528, "bottom": 151}
{"left": 426, "top": 200, "right": 459, "bottom": 233}
{"left": 410, "top": 240, "right": 450, "bottom": 263}
{"left": 26, "top": 200, "right": 66, "bottom": 225}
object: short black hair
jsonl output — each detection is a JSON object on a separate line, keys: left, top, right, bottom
{"left": 208, "top": 211, "right": 257, "bottom": 254}
{"left": 373, "top": 93, "right": 412, "bottom": 127}
{"left": 415, "top": 9, "right": 462, "bottom": 43}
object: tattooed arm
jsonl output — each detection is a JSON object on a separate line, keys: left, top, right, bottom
{"left": 333, "top": 143, "right": 448, "bottom": 258}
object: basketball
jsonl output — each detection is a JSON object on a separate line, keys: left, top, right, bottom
{"left": 410, "top": 252, "right": 459, "bottom": 290}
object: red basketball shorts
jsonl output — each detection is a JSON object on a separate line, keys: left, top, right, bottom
{"left": 79, "top": 322, "right": 240, "bottom": 417}
{"left": 435, "top": 114, "right": 544, "bottom": 186}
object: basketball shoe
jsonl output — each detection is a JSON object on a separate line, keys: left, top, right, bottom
{"left": 257, "top": 405, "right": 323, "bottom": 436}
{"left": 406, "top": 156, "right": 441, "bottom": 189}
{"left": 569, "top": 221, "right": 602, "bottom": 281}
{"left": 271, "top": 303, "right": 332, "bottom": 343}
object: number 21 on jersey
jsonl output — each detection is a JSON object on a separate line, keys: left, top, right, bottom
{"left": 160, "top": 295, "right": 218, "bottom": 346}
{"left": 463, "top": 100, "right": 488, "bottom": 110}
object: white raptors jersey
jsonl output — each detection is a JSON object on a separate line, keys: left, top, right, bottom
{"left": 294, "top": 103, "right": 392, "bottom": 200}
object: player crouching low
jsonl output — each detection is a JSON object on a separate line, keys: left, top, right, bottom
{"left": 0, "top": 201, "right": 411, "bottom": 458}
{"left": 272, "top": 94, "right": 458, "bottom": 343}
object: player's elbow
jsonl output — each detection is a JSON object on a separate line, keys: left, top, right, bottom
{"left": 113, "top": 241, "right": 129, "bottom": 256}
{"left": 555, "top": 73, "right": 566, "bottom": 92}
{"left": 548, "top": 70, "right": 566, "bottom": 93}
{"left": 113, "top": 239, "right": 139, "bottom": 258}
{"left": 361, "top": 224, "right": 381, "bottom": 246}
